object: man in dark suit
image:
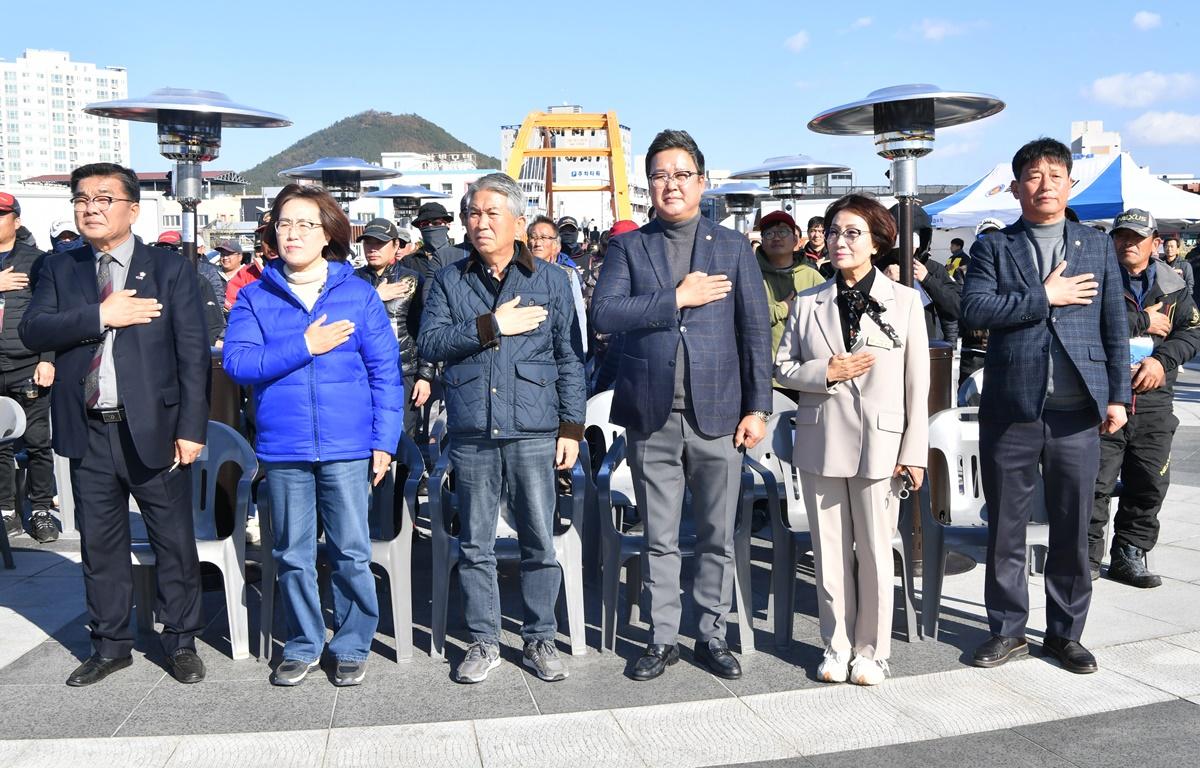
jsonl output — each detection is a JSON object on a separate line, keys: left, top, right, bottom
{"left": 592, "top": 129, "right": 772, "bottom": 681}
{"left": 962, "top": 138, "right": 1130, "bottom": 675}
{"left": 20, "top": 163, "right": 211, "bottom": 686}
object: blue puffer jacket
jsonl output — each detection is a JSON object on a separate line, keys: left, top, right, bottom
{"left": 418, "top": 242, "right": 586, "bottom": 440}
{"left": 223, "top": 259, "right": 403, "bottom": 462}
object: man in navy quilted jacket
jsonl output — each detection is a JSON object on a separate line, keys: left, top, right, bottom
{"left": 418, "top": 173, "right": 586, "bottom": 685}
{"left": 963, "top": 138, "right": 1130, "bottom": 675}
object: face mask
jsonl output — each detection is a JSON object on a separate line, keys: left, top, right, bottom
{"left": 420, "top": 224, "right": 449, "bottom": 249}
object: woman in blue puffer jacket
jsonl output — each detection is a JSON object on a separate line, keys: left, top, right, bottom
{"left": 224, "top": 184, "right": 402, "bottom": 688}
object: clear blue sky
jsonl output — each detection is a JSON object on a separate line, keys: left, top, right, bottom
{"left": 7, "top": 1, "right": 1199, "bottom": 186}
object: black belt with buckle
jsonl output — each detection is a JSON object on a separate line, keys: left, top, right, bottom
{"left": 87, "top": 407, "right": 126, "bottom": 423}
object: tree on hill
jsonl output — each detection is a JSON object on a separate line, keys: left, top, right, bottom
{"left": 240, "top": 110, "right": 501, "bottom": 191}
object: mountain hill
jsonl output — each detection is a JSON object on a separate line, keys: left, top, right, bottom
{"left": 240, "top": 110, "right": 501, "bottom": 190}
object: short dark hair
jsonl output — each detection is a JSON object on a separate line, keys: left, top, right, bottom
{"left": 823, "top": 194, "right": 896, "bottom": 260}
{"left": 527, "top": 215, "right": 557, "bottom": 237}
{"left": 71, "top": 162, "right": 140, "bottom": 202}
{"left": 1011, "top": 137, "right": 1072, "bottom": 180}
{"left": 263, "top": 183, "right": 352, "bottom": 262}
{"left": 806, "top": 216, "right": 824, "bottom": 230}
{"left": 646, "top": 129, "right": 705, "bottom": 177}
{"left": 1165, "top": 236, "right": 1180, "bottom": 246}
{"left": 951, "top": 238, "right": 965, "bottom": 248}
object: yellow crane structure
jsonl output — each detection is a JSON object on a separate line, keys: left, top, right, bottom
{"left": 504, "top": 110, "right": 633, "bottom": 223}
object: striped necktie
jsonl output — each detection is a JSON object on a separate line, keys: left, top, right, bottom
{"left": 84, "top": 253, "right": 115, "bottom": 408}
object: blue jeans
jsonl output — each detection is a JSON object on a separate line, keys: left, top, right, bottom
{"left": 265, "top": 459, "right": 378, "bottom": 662}
{"left": 450, "top": 437, "right": 560, "bottom": 644}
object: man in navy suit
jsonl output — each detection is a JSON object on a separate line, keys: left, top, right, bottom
{"left": 963, "top": 139, "right": 1130, "bottom": 674}
{"left": 592, "top": 130, "right": 772, "bottom": 681}
{"left": 20, "top": 163, "right": 211, "bottom": 686}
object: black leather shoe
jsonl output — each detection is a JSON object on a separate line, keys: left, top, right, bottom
{"left": 631, "top": 643, "right": 679, "bottom": 681}
{"left": 1042, "top": 636, "right": 1097, "bottom": 674}
{"left": 971, "top": 635, "right": 1028, "bottom": 668}
{"left": 66, "top": 654, "right": 132, "bottom": 686}
{"left": 169, "top": 648, "right": 206, "bottom": 684}
{"left": 695, "top": 638, "right": 742, "bottom": 680}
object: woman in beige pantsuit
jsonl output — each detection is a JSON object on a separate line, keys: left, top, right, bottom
{"left": 774, "top": 194, "right": 929, "bottom": 686}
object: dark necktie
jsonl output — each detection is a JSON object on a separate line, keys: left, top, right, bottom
{"left": 84, "top": 253, "right": 115, "bottom": 408}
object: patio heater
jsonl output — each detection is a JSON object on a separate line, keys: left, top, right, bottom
{"left": 808, "top": 84, "right": 1004, "bottom": 287}
{"left": 701, "top": 182, "right": 771, "bottom": 234}
{"left": 364, "top": 184, "right": 452, "bottom": 228}
{"left": 84, "top": 88, "right": 290, "bottom": 264}
{"left": 279, "top": 157, "right": 401, "bottom": 213}
{"left": 729, "top": 154, "right": 851, "bottom": 219}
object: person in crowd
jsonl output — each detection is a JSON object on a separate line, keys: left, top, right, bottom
{"left": 963, "top": 138, "right": 1129, "bottom": 675}
{"left": 49, "top": 220, "right": 80, "bottom": 253}
{"left": 1162, "top": 236, "right": 1195, "bottom": 298}
{"left": 408, "top": 202, "right": 459, "bottom": 285}
{"left": 1090, "top": 210, "right": 1200, "bottom": 587}
{"left": 882, "top": 205, "right": 961, "bottom": 347}
{"left": 802, "top": 215, "right": 834, "bottom": 279}
{"left": 353, "top": 217, "right": 432, "bottom": 440}
{"left": 946, "top": 238, "right": 968, "bottom": 280}
{"left": 591, "top": 129, "right": 771, "bottom": 682}
{"left": 418, "top": 173, "right": 585, "bottom": 684}
{"left": 0, "top": 192, "right": 58, "bottom": 543}
{"left": 774, "top": 194, "right": 929, "bottom": 686}
{"left": 587, "top": 220, "right": 638, "bottom": 393}
{"left": 958, "top": 218, "right": 1006, "bottom": 388}
{"left": 150, "top": 229, "right": 225, "bottom": 343}
{"left": 223, "top": 184, "right": 402, "bottom": 688}
{"left": 225, "top": 212, "right": 275, "bottom": 310}
{"left": 555, "top": 216, "right": 583, "bottom": 267}
{"left": 527, "top": 215, "right": 588, "bottom": 355}
{"left": 20, "top": 163, "right": 211, "bottom": 687}
{"left": 755, "top": 210, "right": 824, "bottom": 387}
{"left": 215, "top": 240, "right": 244, "bottom": 286}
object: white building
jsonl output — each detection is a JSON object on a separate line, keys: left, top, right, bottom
{"left": 372, "top": 151, "right": 499, "bottom": 243}
{"left": 1071, "top": 120, "right": 1121, "bottom": 157}
{"left": 0, "top": 49, "right": 130, "bottom": 187}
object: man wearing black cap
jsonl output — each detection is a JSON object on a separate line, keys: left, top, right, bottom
{"left": 0, "top": 191, "right": 59, "bottom": 543}
{"left": 409, "top": 201, "right": 459, "bottom": 286}
{"left": 1090, "top": 209, "right": 1200, "bottom": 588}
{"left": 354, "top": 218, "right": 433, "bottom": 440}
{"left": 882, "top": 204, "right": 961, "bottom": 345}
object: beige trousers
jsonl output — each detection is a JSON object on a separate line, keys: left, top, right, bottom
{"left": 800, "top": 472, "right": 901, "bottom": 660}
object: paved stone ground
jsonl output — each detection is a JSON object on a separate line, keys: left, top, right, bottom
{"left": 0, "top": 366, "right": 1197, "bottom": 766}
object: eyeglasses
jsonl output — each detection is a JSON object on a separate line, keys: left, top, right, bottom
{"left": 648, "top": 171, "right": 702, "bottom": 188}
{"left": 824, "top": 227, "right": 867, "bottom": 244}
{"left": 528, "top": 234, "right": 558, "bottom": 243}
{"left": 70, "top": 195, "right": 136, "bottom": 212}
{"left": 274, "top": 219, "right": 323, "bottom": 236}
{"left": 762, "top": 227, "right": 795, "bottom": 240}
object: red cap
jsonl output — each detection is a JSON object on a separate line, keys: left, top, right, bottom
{"left": 155, "top": 230, "right": 182, "bottom": 245}
{"left": 0, "top": 192, "right": 18, "bottom": 215}
{"left": 758, "top": 211, "right": 796, "bottom": 232}
{"left": 609, "top": 220, "right": 639, "bottom": 237}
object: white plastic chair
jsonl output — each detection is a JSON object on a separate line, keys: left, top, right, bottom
{"left": 428, "top": 439, "right": 588, "bottom": 659}
{"left": 956, "top": 368, "right": 984, "bottom": 407}
{"left": 132, "top": 421, "right": 257, "bottom": 660}
{"left": 256, "top": 433, "right": 426, "bottom": 663}
{"left": 922, "top": 406, "right": 1051, "bottom": 641}
{"left": 744, "top": 410, "right": 919, "bottom": 649}
{"left": 595, "top": 433, "right": 758, "bottom": 654}
{"left": 581, "top": 390, "right": 636, "bottom": 583}
{"left": 0, "top": 396, "right": 25, "bottom": 569}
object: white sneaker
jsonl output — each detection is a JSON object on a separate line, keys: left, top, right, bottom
{"left": 849, "top": 655, "right": 889, "bottom": 686}
{"left": 816, "top": 647, "right": 850, "bottom": 683}
{"left": 245, "top": 516, "right": 261, "bottom": 547}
